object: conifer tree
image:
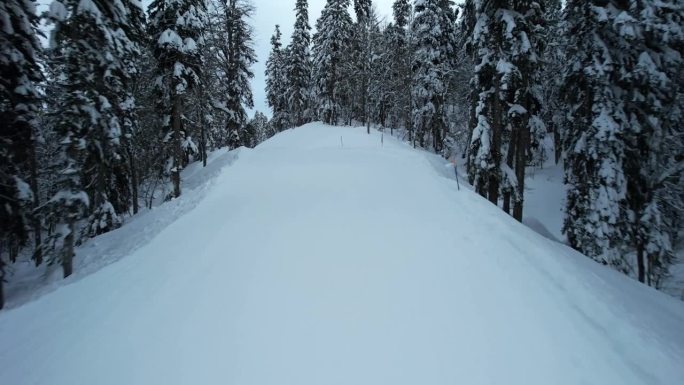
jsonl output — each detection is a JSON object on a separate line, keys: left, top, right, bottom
{"left": 265, "top": 25, "right": 289, "bottom": 130}
{"left": 539, "top": 0, "right": 564, "bottom": 164}
{"left": 560, "top": 0, "right": 632, "bottom": 267}
{"left": 45, "top": 0, "right": 144, "bottom": 277}
{"left": 499, "top": 1, "right": 545, "bottom": 221}
{"left": 148, "top": 0, "right": 206, "bottom": 198}
{"left": 216, "top": 0, "right": 256, "bottom": 150}
{"left": 561, "top": 0, "right": 683, "bottom": 283}
{"left": 467, "top": 0, "right": 544, "bottom": 214}
{"left": 385, "top": 0, "right": 412, "bottom": 132}
{"left": 248, "top": 111, "right": 270, "bottom": 145}
{"left": 411, "top": 0, "right": 450, "bottom": 152}
{"left": 352, "top": 0, "right": 373, "bottom": 126}
{"left": 0, "top": 0, "right": 43, "bottom": 308}
{"left": 286, "top": 0, "right": 312, "bottom": 127}
{"left": 619, "top": 0, "right": 683, "bottom": 285}
{"left": 311, "top": 0, "right": 353, "bottom": 124}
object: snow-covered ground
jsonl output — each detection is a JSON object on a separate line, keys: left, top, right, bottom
{"left": 522, "top": 155, "right": 684, "bottom": 300}
{"left": 524, "top": 161, "right": 566, "bottom": 243}
{"left": 1, "top": 123, "right": 683, "bottom": 385}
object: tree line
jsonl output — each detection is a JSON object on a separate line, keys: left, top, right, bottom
{"left": 0, "top": 0, "right": 267, "bottom": 309}
{"left": 266, "top": 0, "right": 683, "bottom": 290}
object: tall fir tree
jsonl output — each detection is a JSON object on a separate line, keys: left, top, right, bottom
{"left": 45, "top": 0, "right": 144, "bottom": 277}
{"left": 286, "top": 0, "right": 312, "bottom": 127}
{"left": 538, "top": 0, "right": 564, "bottom": 164}
{"left": 561, "top": 0, "right": 683, "bottom": 283}
{"left": 148, "top": 0, "right": 206, "bottom": 198}
{"left": 384, "top": 0, "right": 412, "bottom": 132}
{"left": 411, "top": 0, "right": 450, "bottom": 152}
{"left": 466, "top": 0, "right": 545, "bottom": 223}
{"left": 0, "top": 0, "right": 43, "bottom": 308}
{"left": 560, "top": 0, "right": 632, "bottom": 268}
{"left": 265, "top": 25, "right": 289, "bottom": 131}
{"left": 214, "top": 0, "right": 256, "bottom": 149}
{"left": 369, "top": 16, "right": 395, "bottom": 128}
{"left": 618, "top": 0, "right": 683, "bottom": 285}
{"left": 351, "top": 0, "right": 373, "bottom": 126}
{"left": 311, "top": 0, "right": 353, "bottom": 125}
{"left": 498, "top": 1, "right": 545, "bottom": 221}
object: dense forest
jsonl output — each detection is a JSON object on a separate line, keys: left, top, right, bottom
{"left": 1, "top": 0, "right": 682, "bottom": 309}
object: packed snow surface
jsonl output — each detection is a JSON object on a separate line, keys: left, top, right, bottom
{"left": 1, "top": 123, "right": 683, "bottom": 385}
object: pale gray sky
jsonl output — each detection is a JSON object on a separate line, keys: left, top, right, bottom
{"left": 250, "top": 0, "right": 397, "bottom": 117}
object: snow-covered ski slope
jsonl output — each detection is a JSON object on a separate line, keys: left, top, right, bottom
{"left": 1, "top": 123, "right": 683, "bottom": 385}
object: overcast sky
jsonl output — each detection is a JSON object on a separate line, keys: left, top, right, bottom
{"left": 250, "top": 0, "right": 397, "bottom": 118}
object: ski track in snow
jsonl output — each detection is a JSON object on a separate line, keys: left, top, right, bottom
{"left": 1, "top": 123, "right": 683, "bottom": 385}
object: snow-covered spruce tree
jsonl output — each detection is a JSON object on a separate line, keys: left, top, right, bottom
{"left": 467, "top": 0, "right": 502, "bottom": 200}
{"left": 148, "top": 0, "right": 206, "bottom": 198}
{"left": 460, "top": 0, "right": 478, "bottom": 157}
{"left": 200, "top": 2, "right": 228, "bottom": 149}
{"left": 311, "top": 0, "right": 353, "bottom": 125}
{"left": 437, "top": 0, "right": 461, "bottom": 155}
{"left": 498, "top": 1, "right": 545, "bottom": 221}
{"left": 359, "top": 7, "right": 385, "bottom": 133}
{"left": 207, "top": 0, "right": 256, "bottom": 150}
{"left": 562, "top": 0, "right": 684, "bottom": 282}
{"left": 370, "top": 22, "right": 396, "bottom": 128}
{"left": 620, "top": 0, "right": 683, "bottom": 285}
{"left": 466, "top": 0, "right": 546, "bottom": 218}
{"left": 45, "top": 0, "right": 143, "bottom": 277}
{"left": 0, "top": 0, "right": 43, "bottom": 308}
{"left": 127, "top": 42, "right": 172, "bottom": 208}
{"left": 286, "top": 0, "right": 312, "bottom": 127}
{"left": 384, "top": 0, "right": 412, "bottom": 133}
{"left": 411, "top": 0, "right": 451, "bottom": 152}
{"left": 536, "top": 0, "right": 564, "bottom": 164}
{"left": 119, "top": 1, "right": 147, "bottom": 216}
{"left": 265, "top": 25, "right": 289, "bottom": 131}
{"left": 350, "top": 0, "right": 372, "bottom": 126}
{"left": 445, "top": 2, "right": 476, "bottom": 157}
{"left": 248, "top": 111, "right": 270, "bottom": 145}
{"left": 560, "top": 0, "right": 631, "bottom": 268}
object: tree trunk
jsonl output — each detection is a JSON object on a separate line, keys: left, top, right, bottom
{"left": 553, "top": 122, "right": 561, "bottom": 164}
{"left": 200, "top": 109, "right": 208, "bottom": 167}
{"left": 488, "top": 83, "right": 502, "bottom": 205}
{"left": 505, "top": 127, "right": 517, "bottom": 217}
{"left": 171, "top": 95, "right": 182, "bottom": 198}
{"left": 0, "top": 256, "right": 5, "bottom": 310}
{"left": 29, "top": 143, "right": 42, "bottom": 266}
{"left": 62, "top": 221, "right": 74, "bottom": 278}
{"left": 513, "top": 117, "right": 530, "bottom": 222}
{"left": 128, "top": 146, "right": 139, "bottom": 215}
{"left": 503, "top": 192, "right": 511, "bottom": 214}
{"left": 636, "top": 242, "right": 645, "bottom": 283}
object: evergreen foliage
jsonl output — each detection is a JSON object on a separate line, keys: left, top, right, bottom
{"left": 285, "top": 0, "right": 312, "bottom": 127}
{"left": 0, "top": 0, "right": 43, "bottom": 308}
{"left": 265, "top": 25, "right": 289, "bottom": 130}
{"left": 311, "top": 0, "right": 353, "bottom": 125}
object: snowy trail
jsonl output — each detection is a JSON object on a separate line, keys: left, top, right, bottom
{"left": 1, "top": 123, "right": 683, "bottom": 385}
